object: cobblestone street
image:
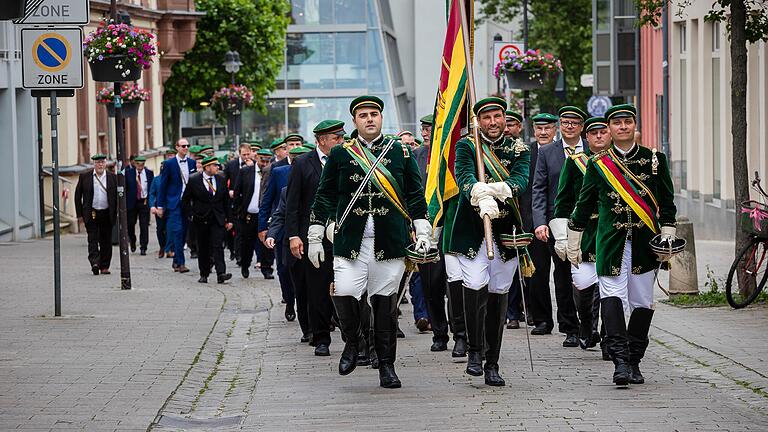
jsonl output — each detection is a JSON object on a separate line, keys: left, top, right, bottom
{"left": 1, "top": 236, "right": 767, "bottom": 431}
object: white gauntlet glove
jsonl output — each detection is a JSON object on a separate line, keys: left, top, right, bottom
{"left": 470, "top": 182, "right": 493, "bottom": 206}
{"left": 477, "top": 196, "right": 500, "bottom": 220}
{"left": 413, "top": 219, "right": 432, "bottom": 253}
{"left": 325, "top": 221, "right": 336, "bottom": 244}
{"left": 486, "top": 182, "right": 513, "bottom": 201}
{"left": 307, "top": 224, "right": 326, "bottom": 268}
{"left": 549, "top": 218, "right": 569, "bottom": 261}
{"left": 660, "top": 226, "right": 676, "bottom": 242}
{"left": 566, "top": 228, "right": 583, "bottom": 267}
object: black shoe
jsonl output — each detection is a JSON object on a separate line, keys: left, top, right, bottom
{"left": 613, "top": 362, "right": 631, "bottom": 386}
{"left": 130, "top": 244, "right": 136, "bottom": 253}
{"left": 241, "top": 266, "right": 249, "bottom": 278}
{"left": 217, "top": 273, "right": 232, "bottom": 284}
{"left": 484, "top": 364, "right": 506, "bottom": 386}
{"left": 229, "top": 251, "right": 236, "bottom": 261}
{"left": 396, "top": 327, "right": 405, "bottom": 338}
{"left": 602, "top": 344, "right": 612, "bottom": 361}
{"left": 285, "top": 304, "right": 296, "bottom": 322}
{"left": 378, "top": 363, "right": 401, "bottom": 388}
{"left": 190, "top": 251, "right": 198, "bottom": 259}
{"left": 530, "top": 322, "right": 552, "bottom": 335}
{"left": 356, "top": 348, "right": 371, "bottom": 366}
{"left": 198, "top": 276, "right": 208, "bottom": 283}
{"left": 91, "top": 265, "right": 100, "bottom": 276}
{"left": 140, "top": 249, "right": 147, "bottom": 256}
{"left": 465, "top": 351, "right": 483, "bottom": 376}
{"left": 430, "top": 340, "right": 448, "bottom": 352}
{"left": 339, "top": 343, "right": 358, "bottom": 375}
{"left": 563, "top": 334, "right": 579, "bottom": 347}
{"left": 589, "top": 331, "right": 601, "bottom": 348}
{"left": 314, "top": 343, "right": 330, "bottom": 357}
{"left": 629, "top": 364, "right": 645, "bottom": 384}
{"left": 415, "top": 317, "right": 430, "bottom": 332}
{"left": 300, "top": 334, "right": 311, "bottom": 343}
{"left": 263, "top": 273, "right": 275, "bottom": 280}
{"left": 506, "top": 319, "right": 520, "bottom": 329}
{"left": 452, "top": 337, "right": 468, "bottom": 358}
{"left": 400, "top": 296, "right": 409, "bottom": 304}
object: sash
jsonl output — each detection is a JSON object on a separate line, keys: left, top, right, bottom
{"left": 346, "top": 140, "right": 410, "bottom": 221}
{"left": 93, "top": 173, "right": 108, "bottom": 193}
{"left": 570, "top": 152, "right": 589, "bottom": 175}
{"left": 593, "top": 149, "right": 659, "bottom": 233}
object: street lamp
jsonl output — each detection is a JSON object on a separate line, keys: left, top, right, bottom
{"left": 222, "top": 50, "right": 243, "bottom": 147}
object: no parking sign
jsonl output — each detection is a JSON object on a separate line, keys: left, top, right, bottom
{"left": 21, "top": 28, "right": 83, "bottom": 89}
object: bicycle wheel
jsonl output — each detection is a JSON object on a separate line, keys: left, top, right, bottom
{"left": 725, "top": 238, "right": 768, "bottom": 308}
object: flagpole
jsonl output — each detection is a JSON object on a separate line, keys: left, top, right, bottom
{"left": 457, "top": 0, "right": 494, "bottom": 259}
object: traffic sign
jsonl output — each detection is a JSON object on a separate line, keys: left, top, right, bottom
{"left": 587, "top": 96, "right": 612, "bottom": 117}
{"left": 493, "top": 41, "right": 526, "bottom": 64}
{"left": 21, "top": 28, "right": 83, "bottom": 89}
{"left": 13, "top": 0, "right": 90, "bottom": 25}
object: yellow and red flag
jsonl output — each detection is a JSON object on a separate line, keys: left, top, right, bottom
{"left": 425, "top": 0, "right": 472, "bottom": 226}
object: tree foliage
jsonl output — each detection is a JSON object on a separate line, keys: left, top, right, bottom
{"left": 477, "top": 0, "right": 593, "bottom": 112}
{"left": 163, "top": 0, "right": 290, "bottom": 142}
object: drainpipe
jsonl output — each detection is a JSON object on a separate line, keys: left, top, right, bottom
{"left": 661, "top": 1, "right": 670, "bottom": 157}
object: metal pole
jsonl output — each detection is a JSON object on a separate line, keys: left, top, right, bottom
{"left": 37, "top": 97, "right": 45, "bottom": 238}
{"left": 458, "top": 0, "right": 494, "bottom": 260}
{"left": 112, "top": 0, "right": 131, "bottom": 290}
{"left": 522, "top": 0, "right": 530, "bottom": 143}
{"left": 50, "top": 92, "right": 62, "bottom": 317}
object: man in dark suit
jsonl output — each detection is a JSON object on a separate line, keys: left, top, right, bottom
{"left": 286, "top": 121, "right": 345, "bottom": 355}
{"left": 157, "top": 138, "right": 197, "bottom": 273}
{"left": 234, "top": 149, "right": 264, "bottom": 280}
{"left": 125, "top": 155, "right": 154, "bottom": 255}
{"left": 181, "top": 156, "right": 233, "bottom": 284}
{"left": 257, "top": 134, "right": 303, "bottom": 244}
{"left": 530, "top": 107, "right": 587, "bottom": 347}
{"left": 225, "top": 143, "right": 253, "bottom": 264}
{"left": 74, "top": 154, "right": 117, "bottom": 275}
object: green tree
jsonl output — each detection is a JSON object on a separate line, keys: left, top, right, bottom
{"left": 638, "top": 0, "right": 768, "bottom": 297}
{"left": 163, "top": 0, "right": 290, "bottom": 144}
{"left": 478, "top": 0, "right": 593, "bottom": 112}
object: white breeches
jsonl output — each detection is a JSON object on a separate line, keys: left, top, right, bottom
{"left": 457, "top": 239, "right": 518, "bottom": 294}
{"left": 571, "top": 262, "right": 599, "bottom": 290}
{"left": 333, "top": 237, "right": 406, "bottom": 300}
{"left": 598, "top": 240, "right": 655, "bottom": 313}
{"left": 444, "top": 253, "right": 463, "bottom": 283}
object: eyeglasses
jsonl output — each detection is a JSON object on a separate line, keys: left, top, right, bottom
{"left": 178, "top": 145, "right": 189, "bottom": 148}
{"left": 561, "top": 121, "right": 583, "bottom": 128}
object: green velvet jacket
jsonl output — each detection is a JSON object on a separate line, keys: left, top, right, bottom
{"left": 553, "top": 149, "right": 598, "bottom": 262}
{"left": 310, "top": 135, "right": 428, "bottom": 261}
{"left": 569, "top": 144, "right": 677, "bottom": 276}
{"left": 446, "top": 135, "right": 531, "bottom": 261}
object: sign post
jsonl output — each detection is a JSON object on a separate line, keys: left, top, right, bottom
{"left": 49, "top": 91, "right": 62, "bottom": 316}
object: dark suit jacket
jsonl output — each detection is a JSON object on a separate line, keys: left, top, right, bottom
{"left": 259, "top": 157, "right": 288, "bottom": 206}
{"left": 519, "top": 142, "right": 537, "bottom": 231}
{"left": 225, "top": 158, "right": 248, "bottom": 191}
{"left": 233, "top": 165, "right": 261, "bottom": 220}
{"left": 125, "top": 166, "right": 154, "bottom": 210}
{"left": 267, "top": 187, "right": 292, "bottom": 265}
{"left": 74, "top": 170, "right": 118, "bottom": 225}
{"left": 181, "top": 172, "right": 231, "bottom": 226}
{"left": 259, "top": 164, "right": 291, "bottom": 231}
{"left": 413, "top": 144, "right": 430, "bottom": 189}
{"left": 532, "top": 138, "right": 571, "bottom": 229}
{"left": 157, "top": 157, "right": 196, "bottom": 210}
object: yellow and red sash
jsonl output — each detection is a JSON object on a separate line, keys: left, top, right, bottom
{"left": 593, "top": 149, "right": 659, "bottom": 233}
{"left": 571, "top": 152, "right": 589, "bottom": 175}
{"left": 346, "top": 139, "right": 410, "bottom": 221}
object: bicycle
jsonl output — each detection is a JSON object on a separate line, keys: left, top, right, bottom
{"left": 725, "top": 171, "right": 768, "bottom": 308}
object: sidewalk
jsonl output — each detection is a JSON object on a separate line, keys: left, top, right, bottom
{"left": 0, "top": 235, "right": 766, "bottom": 431}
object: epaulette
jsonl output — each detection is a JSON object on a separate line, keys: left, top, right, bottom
{"left": 513, "top": 138, "right": 529, "bottom": 156}
{"left": 590, "top": 149, "right": 610, "bottom": 161}
{"left": 342, "top": 138, "right": 357, "bottom": 149}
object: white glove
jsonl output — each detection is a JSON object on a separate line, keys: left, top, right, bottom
{"left": 470, "top": 182, "right": 493, "bottom": 206}
{"left": 566, "top": 228, "right": 583, "bottom": 267}
{"left": 660, "top": 225, "right": 676, "bottom": 242}
{"left": 486, "top": 181, "right": 513, "bottom": 201}
{"left": 413, "top": 219, "right": 432, "bottom": 253}
{"left": 325, "top": 221, "right": 336, "bottom": 244}
{"left": 430, "top": 226, "right": 443, "bottom": 245}
{"left": 307, "top": 224, "right": 325, "bottom": 268}
{"left": 549, "top": 218, "right": 569, "bottom": 261}
{"left": 477, "top": 196, "right": 500, "bottom": 220}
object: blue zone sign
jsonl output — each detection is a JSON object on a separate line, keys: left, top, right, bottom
{"left": 21, "top": 28, "right": 83, "bottom": 89}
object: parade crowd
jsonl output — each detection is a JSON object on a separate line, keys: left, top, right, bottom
{"left": 74, "top": 94, "right": 680, "bottom": 391}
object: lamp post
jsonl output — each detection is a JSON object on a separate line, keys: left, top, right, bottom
{"left": 223, "top": 51, "right": 242, "bottom": 148}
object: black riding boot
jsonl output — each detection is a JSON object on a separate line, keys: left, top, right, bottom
{"left": 371, "top": 294, "right": 401, "bottom": 388}
{"left": 627, "top": 307, "right": 654, "bottom": 384}
{"left": 332, "top": 296, "right": 362, "bottom": 376}
{"left": 602, "top": 296, "right": 631, "bottom": 386}
{"left": 484, "top": 292, "right": 508, "bottom": 386}
{"left": 574, "top": 284, "right": 596, "bottom": 349}
{"left": 463, "top": 286, "right": 488, "bottom": 376}
{"left": 447, "top": 280, "right": 468, "bottom": 358}
{"left": 600, "top": 322, "right": 611, "bottom": 361}
{"left": 357, "top": 295, "right": 372, "bottom": 366}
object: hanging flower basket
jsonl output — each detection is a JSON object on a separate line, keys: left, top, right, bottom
{"left": 83, "top": 19, "right": 157, "bottom": 82}
{"left": 96, "top": 82, "right": 150, "bottom": 118}
{"left": 495, "top": 49, "right": 562, "bottom": 90}
{"left": 0, "top": 0, "right": 26, "bottom": 20}
{"left": 211, "top": 85, "right": 254, "bottom": 116}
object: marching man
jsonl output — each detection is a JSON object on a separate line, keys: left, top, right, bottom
{"left": 445, "top": 97, "right": 531, "bottom": 386}
{"left": 567, "top": 104, "right": 678, "bottom": 386}
{"left": 308, "top": 95, "right": 430, "bottom": 389}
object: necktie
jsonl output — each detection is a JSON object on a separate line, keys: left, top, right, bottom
{"left": 136, "top": 171, "right": 142, "bottom": 200}
{"left": 206, "top": 177, "right": 215, "bottom": 196}
{"left": 321, "top": 155, "right": 327, "bottom": 166}
{"left": 565, "top": 147, "right": 575, "bottom": 157}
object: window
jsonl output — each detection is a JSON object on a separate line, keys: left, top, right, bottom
{"left": 679, "top": 23, "right": 687, "bottom": 53}
{"left": 384, "top": 33, "right": 404, "bottom": 88}
{"left": 679, "top": 59, "right": 687, "bottom": 191}
{"left": 335, "top": 32, "right": 366, "bottom": 89}
{"left": 712, "top": 21, "right": 720, "bottom": 51}
{"left": 712, "top": 57, "right": 721, "bottom": 199}
{"left": 367, "top": 30, "right": 389, "bottom": 92}
{"left": 289, "top": 0, "right": 365, "bottom": 25}
{"left": 596, "top": 0, "right": 610, "bottom": 32}
{"left": 286, "top": 33, "right": 336, "bottom": 89}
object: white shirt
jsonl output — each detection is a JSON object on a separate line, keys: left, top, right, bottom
{"left": 614, "top": 143, "right": 636, "bottom": 157}
{"left": 176, "top": 155, "right": 190, "bottom": 193}
{"left": 316, "top": 147, "right": 328, "bottom": 167}
{"left": 136, "top": 169, "right": 148, "bottom": 199}
{"left": 202, "top": 172, "right": 217, "bottom": 195}
{"left": 247, "top": 169, "right": 262, "bottom": 214}
{"left": 92, "top": 171, "right": 109, "bottom": 210}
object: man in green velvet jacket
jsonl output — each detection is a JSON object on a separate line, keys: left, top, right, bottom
{"left": 551, "top": 117, "right": 611, "bottom": 352}
{"left": 567, "top": 104, "right": 677, "bottom": 387}
{"left": 308, "top": 95, "right": 431, "bottom": 390}
{"left": 445, "top": 96, "right": 530, "bottom": 387}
